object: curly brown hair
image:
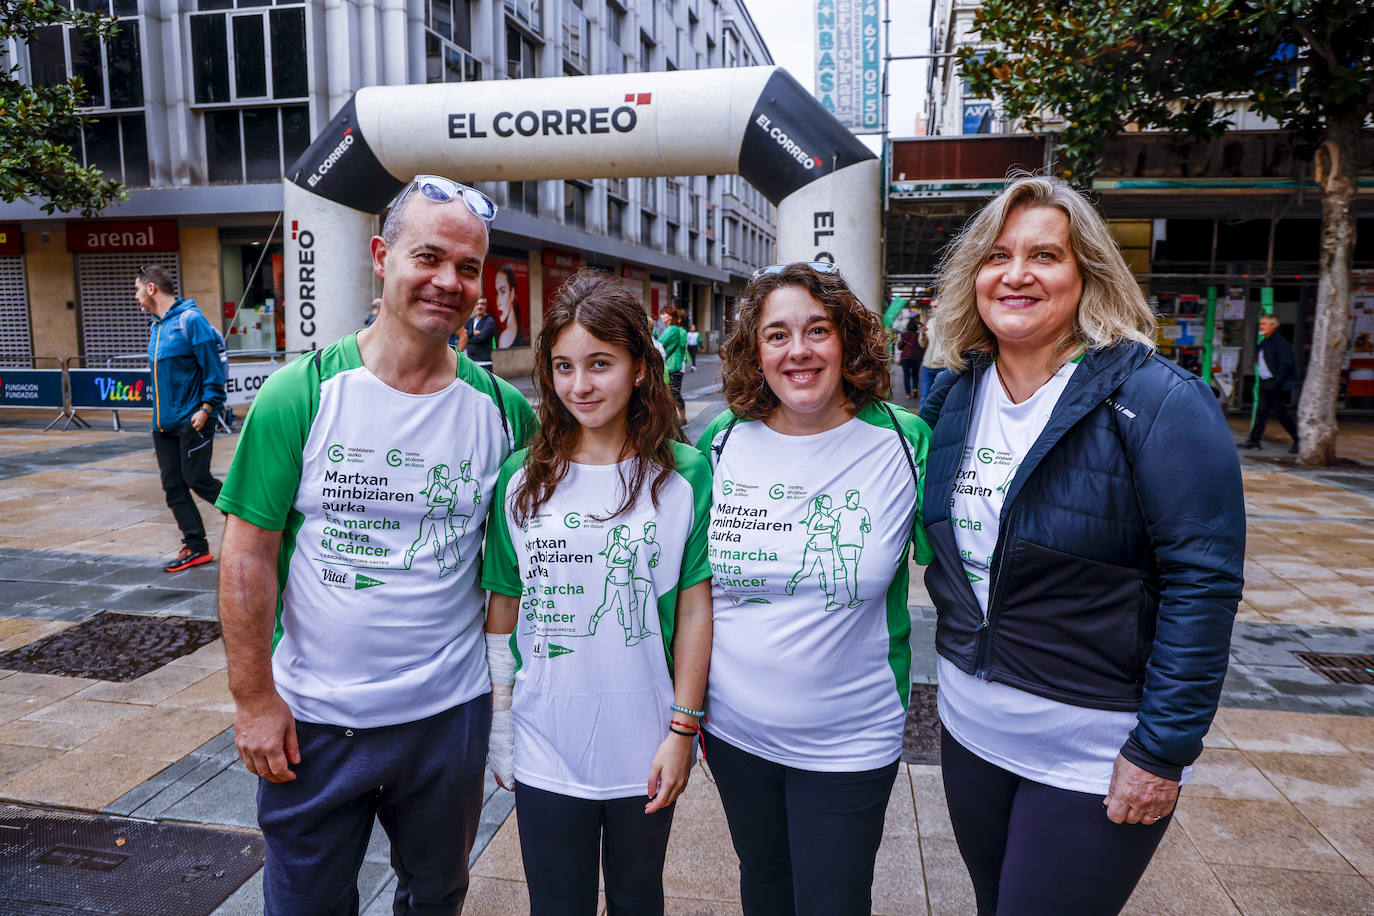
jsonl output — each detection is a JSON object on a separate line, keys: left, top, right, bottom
{"left": 512, "top": 270, "right": 682, "bottom": 526}
{"left": 719, "top": 263, "right": 892, "bottom": 420}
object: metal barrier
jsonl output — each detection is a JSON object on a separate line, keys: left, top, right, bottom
{"left": 27, "top": 350, "right": 307, "bottom": 432}
{"left": 0, "top": 357, "right": 69, "bottom": 430}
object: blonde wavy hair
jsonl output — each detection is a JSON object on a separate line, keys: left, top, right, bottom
{"left": 930, "top": 173, "right": 1156, "bottom": 371}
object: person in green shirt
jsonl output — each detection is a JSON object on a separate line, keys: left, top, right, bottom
{"left": 657, "top": 306, "right": 689, "bottom": 424}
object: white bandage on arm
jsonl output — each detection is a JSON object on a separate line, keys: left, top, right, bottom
{"left": 485, "top": 631, "right": 516, "bottom": 787}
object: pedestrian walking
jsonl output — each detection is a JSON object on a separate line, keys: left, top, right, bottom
{"left": 134, "top": 265, "right": 227, "bottom": 573}
{"left": 918, "top": 304, "right": 947, "bottom": 411}
{"left": 920, "top": 174, "right": 1244, "bottom": 915}
{"left": 215, "top": 174, "right": 536, "bottom": 915}
{"left": 686, "top": 323, "right": 700, "bottom": 371}
{"left": 658, "top": 306, "right": 688, "bottom": 424}
{"left": 1241, "top": 314, "right": 1300, "bottom": 453}
{"left": 897, "top": 316, "right": 925, "bottom": 399}
{"left": 697, "top": 261, "right": 933, "bottom": 916}
{"left": 483, "top": 271, "right": 712, "bottom": 916}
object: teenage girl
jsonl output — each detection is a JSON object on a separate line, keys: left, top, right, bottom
{"left": 482, "top": 270, "right": 713, "bottom": 916}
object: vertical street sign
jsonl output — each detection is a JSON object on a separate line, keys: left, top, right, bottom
{"left": 815, "top": 0, "right": 881, "bottom": 131}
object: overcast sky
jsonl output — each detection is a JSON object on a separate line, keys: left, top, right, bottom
{"left": 742, "top": 0, "right": 933, "bottom": 149}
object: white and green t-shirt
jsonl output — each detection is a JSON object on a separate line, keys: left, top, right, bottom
{"left": 938, "top": 360, "right": 1168, "bottom": 795}
{"left": 482, "top": 441, "right": 712, "bottom": 799}
{"left": 696, "top": 403, "right": 933, "bottom": 771}
{"left": 216, "top": 334, "right": 536, "bottom": 729}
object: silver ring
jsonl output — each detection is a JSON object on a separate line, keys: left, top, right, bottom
{"left": 1143, "top": 814, "right": 1160, "bottom": 823}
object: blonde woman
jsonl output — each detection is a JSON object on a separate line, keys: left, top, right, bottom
{"left": 919, "top": 174, "right": 1243, "bottom": 915}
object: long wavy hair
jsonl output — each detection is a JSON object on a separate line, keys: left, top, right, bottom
{"left": 511, "top": 270, "right": 681, "bottom": 526}
{"left": 719, "top": 262, "right": 892, "bottom": 420}
{"left": 930, "top": 172, "right": 1156, "bottom": 371}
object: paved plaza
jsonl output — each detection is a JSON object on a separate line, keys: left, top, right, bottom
{"left": 2, "top": 360, "right": 1373, "bottom": 914}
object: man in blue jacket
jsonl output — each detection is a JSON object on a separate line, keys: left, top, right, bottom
{"left": 135, "top": 265, "right": 227, "bottom": 572}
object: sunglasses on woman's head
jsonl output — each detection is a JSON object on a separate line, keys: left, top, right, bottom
{"left": 405, "top": 175, "right": 499, "bottom": 224}
{"left": 752, "top": 261, "right": 841, "bottom": 279}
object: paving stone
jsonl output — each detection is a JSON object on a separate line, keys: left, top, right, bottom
{"left": 0, "top": 748, "right": 172, "bottom": 809}
{"left": 159, "top": 765, "right": 262, "bottom": 830}
{"left": 0, "top": 580, "right": 61, "bottom": 607}
{"left": 1213, "top": 864, "right": 1374, "bottom": 915}
{"left": 1184, "top": 748, "right": 1285, "bottom": 802}
{"left": 0, "top": 671, "right": 96, "bottom": 699}
{"left": 1173, "top": 796, "right": 1354, "bottom": 874}
{"left": 1121, "top": 860, "right": 1240, "bottom": 915}
{"left": 79, "top": 662, "right": 223, "bottom": 705}
{"left": 1297, "top": 801, "right": 1374, "bottom": 878}
{"left": 0, "top": 742, "right": 60, "bottom": 785}
{"left": 1245, "top": 751, "right": 1374, "bottom": 809}
{"left": 78, "top": 705, "right": 234, "bottom": 762}
{"left": 1211, "top": 708, "right": 1353, "bottom": 755}
{"left": 920, "top": 835, "right": 978, "bottom": 916}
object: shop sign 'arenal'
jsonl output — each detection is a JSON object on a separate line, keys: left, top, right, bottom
{"left": 66, "top": 220, "right": 179, "bottom": 253}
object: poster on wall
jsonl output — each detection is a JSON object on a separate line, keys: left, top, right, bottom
{"left": 485, "top": 248, "right": 530, "bottom": 349}
{"left": 650, "top": 277, "right": 670, "bottom": 322}
{"left": 542, "top": 247, "right": 582, "bottom": 317}
{"left": 622, "top": 264, "right": 648, "bottom": 311}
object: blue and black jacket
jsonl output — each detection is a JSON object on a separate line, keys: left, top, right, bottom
{"left": 147, "top": 298, "right": 227, "bottom": 431}
{"left": 920, "top": 340, "right": 1245, "bottom": 780}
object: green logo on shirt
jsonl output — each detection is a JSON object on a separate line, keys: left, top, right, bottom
{"left": 327, "top": 443, "right": 346, "bottom": 462}
{"left": 768, "top": 483, "right": 785, "bottom": 499}
{"left": 977, "top": 447, "right": 995, "bottom": 464}
{"left": 355, "top": 573, "right": 384, "bottom": 589}
{"left": 548, "top": 644, "right": 574, "bottom": 658}
{"left": 563, "top": 512, "right": 582, "bottom": 529}
{"left": 386, "top": 449, "right": 403, "bottom": 467}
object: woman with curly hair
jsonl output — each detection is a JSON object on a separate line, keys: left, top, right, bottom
{"left": 696, "top": 261, "right": 934, "bottom": 915}
{"left": 481, "top": 270, "right": 712, "bottom": 916}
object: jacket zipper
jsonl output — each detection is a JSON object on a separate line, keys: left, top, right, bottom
{"left": 975, "top": 511, "right": 1011, "bottom": 678}
{"left": 152, "top": 317, "right": 163, "bottom": 432}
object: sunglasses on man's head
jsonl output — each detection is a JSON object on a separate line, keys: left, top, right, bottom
{"left": 405, "top": 175, "right": 499, "bottom": 224}
{"left": 752, "top": 261, "right": 841, "bottom": 279}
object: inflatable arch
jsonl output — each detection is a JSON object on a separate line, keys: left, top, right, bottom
{"left": 284, "top": 66, "right": 879, "bottom": 351}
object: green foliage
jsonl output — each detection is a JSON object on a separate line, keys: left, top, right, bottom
{"left": 0, "top": 0, "right": 126, "bottom": 216}
{"left": 959, "top": 0, "right": 1374, "bottom": 185}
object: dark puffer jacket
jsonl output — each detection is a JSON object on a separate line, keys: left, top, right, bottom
{"left": 920, "top": 341, "right": 1244, "bottom": 779}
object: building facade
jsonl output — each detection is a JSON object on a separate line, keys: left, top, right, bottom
{"left": 902, "top": 1, "right": 1374, "bottom": 412}
{"left": 1, "top": 0, "right": 777, "bottom": 374}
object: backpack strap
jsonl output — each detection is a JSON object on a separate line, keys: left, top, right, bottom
{"left": 882, "top": 401, "right": 920, "bottom": 491}
{"left": 484, "top": 364, "right": 510, "bottom": 445}
{"left": 710, "top": 415, "right": 741, "bottom": 467}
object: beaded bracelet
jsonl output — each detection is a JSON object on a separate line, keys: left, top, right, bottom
{"left": 670, "top": 703, "right": 705, "bottom": 718}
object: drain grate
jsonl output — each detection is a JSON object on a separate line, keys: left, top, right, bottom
{"left": 0, "top": 612, "right": 220, "bottom": 681}
{"left": 1294, "top": 652, "right": 1374, "bottom": 685}
{"left": 0, "top": 803, "right": 263, "bottom": 915}
{"left": 902, "top": 683, "right": 940, "bottom": 765}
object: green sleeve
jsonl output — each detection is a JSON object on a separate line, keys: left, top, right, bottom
{"left": 215, "top": 354, "right": 317, "bottom": 531}
{"left": 480, "top": 450, "right": 527, "bottom": 598}
{"left": 694, "top": 408, "right": 739, "bottom": 466}
{"left": 670, "top": 441, "right": 713, "bottom": 590}
{"left": 886, "top": 402, "right": 936, "bottom": 566}
{"left": 496, "top": 375, "right": 539, "bottom": 450}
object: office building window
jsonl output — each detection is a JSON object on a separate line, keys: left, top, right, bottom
{"left": 564, "top": 180, "right": 588, "bottom": 229}
{"left": 640, "top": 35, "right": 653, "bottom": 71}
{"left": 506, "top": 27, "right": 539, "bottom": 78}
{"left": 562, "top": 0, "right": 588, "bottom": 73}
{"left": 504, "top": 0, "right": 542, "bottom": 35}
{"left": 426, "top": 33, "right": 482, "bottom": 83}
{"left": 206, "top": 104, "right": 310, "bottom": 183}
{"left": 27, "top": 10, "right": 148, "bottom": 185}
{"left": 508, "top": 180, "right": 538, "bottom": 215}
{"left": 640, "top": 211, "right": 656, "bottom": 248}
{"left": 189, "top": 6, "right": 308, "bottom": 104}
{"left": 607, "top": 198, "right": 625, "bottom": 239}
{"left": 429, "top": 0, "right": 474, "bottom": 49}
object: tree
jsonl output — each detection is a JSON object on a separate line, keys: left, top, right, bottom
{"left": 0, "top": 0, "right": 126, "bottom": 217}
{"left": 961, "top": 0, "right": 1372, "bottom": 466}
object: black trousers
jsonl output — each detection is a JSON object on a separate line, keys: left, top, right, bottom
{"left": 704, "top": 730, "right": 897, "bottom": 916}
{"left": 514, "top": 781, "right": 676, "bottom": 916}
{"left": 1249, "top": 381, "right": 1298, "bottom": 443}
{"left": 258, "top": 698, "right": 491, "bottom": 916}
{"left": 941, "top": 727, "right": 1170, "bottom": 916}
{"left": 667, "top": 371, "right": 685, "bottom": 410}
{"left": 151, "top": 421, "right": 222, "bottom": 552}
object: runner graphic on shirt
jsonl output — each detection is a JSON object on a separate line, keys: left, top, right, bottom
{"left": 785, "top": 494, "right": 843, "bottom": 612}
{"left": 592, "top": 525, "right": 638, "bottom": 641}
{"left": 832, "top": 489, "right": 872, "bottom": 608}
{"left": 626, "top": 522, "right": 660, "bottom": 644}
{"left": 444, "top": 459, "right": 482, "bottom": 567}
{"left": 404, "top": 464, "right": 460, "bottom": 577}
{"left": 995, "top": 462, "right": 1020, "bottom": 496}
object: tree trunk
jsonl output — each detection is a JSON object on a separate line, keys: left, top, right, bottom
{"left": 1296, "top": 109, "right": 1361, "bottom": 466}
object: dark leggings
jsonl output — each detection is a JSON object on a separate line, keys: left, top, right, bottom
{"left": 941, "top": 727, "right": 1171, "bottom": 916}
{"left": 704, "top": 731, "right": 898, "bottom": 916}
{"left": 514, "top": 781, "right": 675, "bottom": 916}
{"left": 667, "top": 370, "right": 685, "bottom": 410}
